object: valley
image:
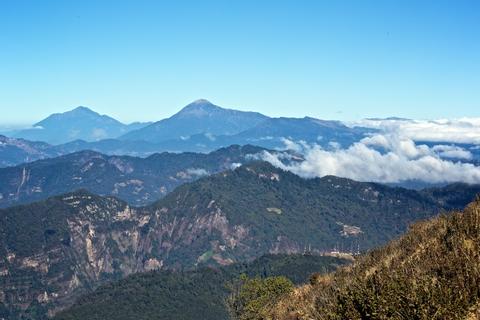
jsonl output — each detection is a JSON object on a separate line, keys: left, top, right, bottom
{"left": 1, "top": 161, "right": 479, "bottom": 318}
{"left": 0, "top": 145, "right": 266, "bottom": 207}
{"left": 1, "top": 3, "right": 478, "bottom": 319}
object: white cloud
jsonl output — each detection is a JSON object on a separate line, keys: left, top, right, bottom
{"left": 431, "top": 145, "right": 472, "bottom": 160}
{"left": 230, "top": 162, "right": 242, "bottom": 170}
{"left": 91, "top": 128, "right": 108, "bottom": 140}
{"left": 258, "top": 136, "right": 274, "bottom": 140}
{"left": 204, "top": 133, "right": 216, "bottom": 141}
{"left": 260, "top": 135, "right": 480, "bottom": 184}
{"left": 279, "top": 137, "right": 303, "bottom": 153}
{"left": 350, "top": 118, "right": 480, "bottom": 144}
{"left": 328, "top": 141, "right": 341, "bottom": 150}
{"left": 186, "top": 168, "right": 209, "bottom": 177}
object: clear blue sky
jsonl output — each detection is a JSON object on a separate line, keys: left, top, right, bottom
{"left": 0, "top": 0, "right": 479, "bottom": 125}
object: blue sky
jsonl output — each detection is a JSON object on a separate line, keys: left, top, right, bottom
{"left": 0, "top": 0, "right": 479, "bottom": 125}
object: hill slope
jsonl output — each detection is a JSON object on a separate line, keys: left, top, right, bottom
{"left": 0, "top": 162, "right": 479, "bottom": 318}
{"left": 264, "top": 199, "right": 480, "bottom": 320}
{"left": 121, "top": 99, "right": 269, "bottom": 143}
{"left": 120, "top": 116, "right": 373, "bottom": 153}
{"left": 120, "top": 100, "right": 371, "bottom": 152}
{"left": 221, "top": 117, "right": 372, "bottom": 150}
{"left": 0, "top": 135, "right": 61, "bottom": 167}
{"left": 0, "top": 145, "right": 265, "bottom": 207}
{"left": 53, "top": 254, "right": 349, "bottom": 320}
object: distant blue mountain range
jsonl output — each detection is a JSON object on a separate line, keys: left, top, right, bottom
{"left": 0, "top": 100, "right": 375, "bottom": 166}
{"left": 13, "top": 106, "right": 152, "bottom": 144}
{"left": 120, "top": 99, "right": 269, "bottom": 142}
{"left": 3, "top": 100, "right": 480, "bottom": 170}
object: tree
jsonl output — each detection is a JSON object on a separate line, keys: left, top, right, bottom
{"left": 228, "top": 274, "right": 294, "bottom": 320}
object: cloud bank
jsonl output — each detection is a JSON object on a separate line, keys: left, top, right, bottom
{"left": 260, "top": 134, "right": 480, "bottom": 184}
{"left": 350, "top": 118, "right": 480, "bottom": 145}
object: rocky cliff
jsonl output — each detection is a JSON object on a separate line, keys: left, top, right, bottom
{"left": 1, "top": 162, "right": 479, "bottom": 319}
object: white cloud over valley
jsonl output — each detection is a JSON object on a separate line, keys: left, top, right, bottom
{"left": 350, "top": 118, "right": 480, "bottom": 145}
{"left": 260, "top": 134, "right": 480, "bottom": 184}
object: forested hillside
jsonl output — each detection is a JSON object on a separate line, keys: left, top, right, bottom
{"left": 257, "top": 199, "right": 480, "bottom": 320}
{"left": 1, "top": 162, "right": 479, "bottom": 319}
{"left": 54, "top": 254, "right": 349, "bottom": 320}
{"left": 0, "top": 145, "right": 265, "bottom": 207}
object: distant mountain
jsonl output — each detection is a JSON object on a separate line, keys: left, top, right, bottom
{"left": 0, "top": 135, "right": 61, "bottom": 167}
{"left": 263, "top": 199, "right": 480, "bottom": 320}
{"left": 120, "top": 114, "right": 373, "bottom": 153}
{"left": 1, "top": 161, "right": 479, "bottom": 318}
{"left": 365, "top": 116, "right": 411, "bottom": 121}
{"left": 54, "top": 254, "right": 349, "bottom": 320}
{"left": 120, "top": 99, "right": 269, "bottom": 143}
{"left": 14, "top": 106, "right": 151, "bottom": 144}
{"left": 0, "top": 137, "right": 176, "bottom": 168}
{"left": 0, "top": 145, "right": 266, "bottom": 207}
{"left": 52, "top": 138, "right": 164, "bottom": 157}
{"left": 217, "top": 116, "right": 373, "bottom": 150}
{"left": 0, "top": 101, "right": 375, "bottom": 165}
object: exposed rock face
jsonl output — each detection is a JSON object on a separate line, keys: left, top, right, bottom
{"left": 0, "top": 144, "right": 267, "bottom": 208}
{"left": 1, "top": 162, "right": 480, "bottom": 318}
{"left": 0, "top": 192, "right": 257, "bottom": 318}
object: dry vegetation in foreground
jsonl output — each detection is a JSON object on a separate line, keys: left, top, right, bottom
{"left": 254, "top": 198, "right": 480, "bottom": 320}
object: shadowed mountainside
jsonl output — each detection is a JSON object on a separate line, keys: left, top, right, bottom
{"left": 54, "top": 254, "right": 350, "bottom": 320}
{"left": 0, "top": 145, "right": 266, "bottom": 207}
{"left": 0, "top": 162, "right": 479, "bottom": 318}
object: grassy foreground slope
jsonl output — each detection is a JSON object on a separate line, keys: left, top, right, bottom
{"left": 263, "top": 199, "right": 480, "bottom": 320}
{"left": 2, "top": 161, "right": 480, "bottom": 319}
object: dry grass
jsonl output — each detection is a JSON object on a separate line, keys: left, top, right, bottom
{"left": 263, "top": 199, "right": 480, "bottom": 320}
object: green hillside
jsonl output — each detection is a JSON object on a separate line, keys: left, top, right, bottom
{"left": 54, "top": 254, "right": 349, "bottom": 320}
{"left": 259, "top": 199, "right": 480, "bottom": 320}
{"left": 1, "top": 162, "right": 479, "bottom": 319}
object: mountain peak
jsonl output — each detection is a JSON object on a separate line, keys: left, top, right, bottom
{"left": 70, "top": 106, "right": 97, "bottom": 114}
{"left": 12, "top": 105, "right": 142, "bottom": 144}
{"left": 35, "top": 106, "right": 109, "bottom": 126}
{"left": 182, "top": 99, "right": 217, "bottom": 110}
{"left": 191, "top": 99, "right": 213, "bottom": 105}
{"left": 120, "top": 100, "right": 269, "bottom": 143}
{"left": 37, "top": 106, "right": 100, "bottom": 122}
{"left": 176, "top": 99, "right": 222, "bottom": 117}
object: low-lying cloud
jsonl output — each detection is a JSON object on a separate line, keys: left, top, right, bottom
{"left": 350, "top": 118, "right": 480, "bottom": 145}
{"left": 185, "top": 168, "right": 209, "bottom": 177}
{"left": 260, "top": 134, "right": 480, "bottom": 184}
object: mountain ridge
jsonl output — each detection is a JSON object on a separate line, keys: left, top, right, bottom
{"left": 0, "top": 101, "right": 374, "bottom": 165}
{"left": 0, "top": 144, "right": 267, "bottom": 208}
{"left": 120, "top": 99, "right": 269, "bottom": 142}
{"left": 0, "top": 135, "right": 62, "bottom": 167}
{"left": 1, "top": 161, "right": 479, "bottom": 318}
{"left": 13, "top": 106, "right": 151, "bottom": 144}
{"left": 54, "top": 254, "right": 350, "bottom": 320}
{"left": 263, "top": 198, "right": 480, "bottom": 319}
